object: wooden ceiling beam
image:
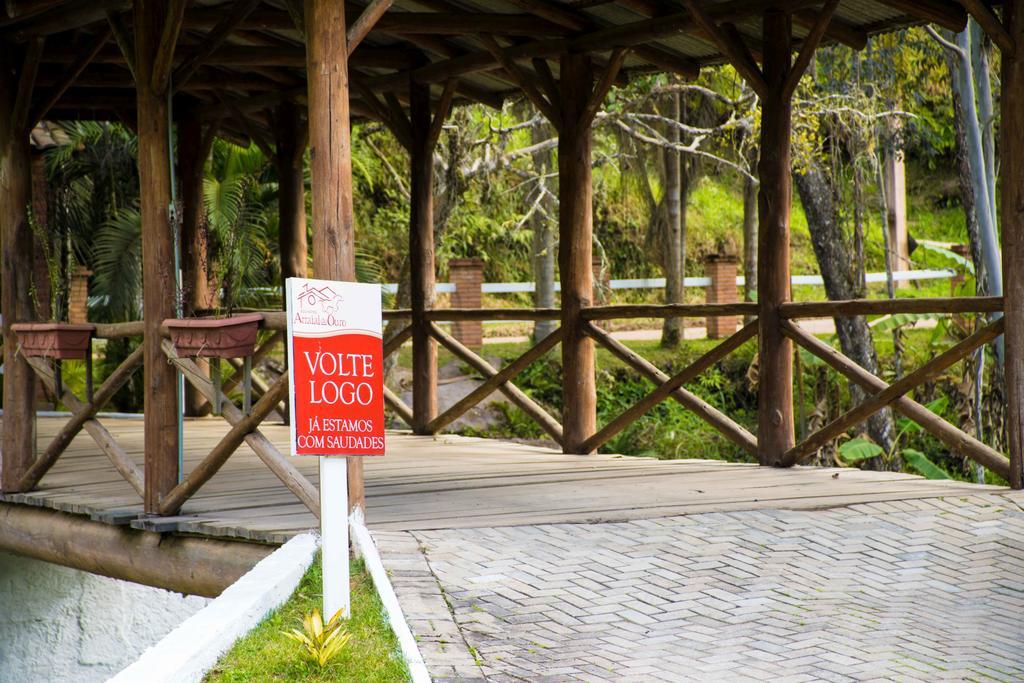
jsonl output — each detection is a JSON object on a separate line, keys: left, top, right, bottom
{"left": 480, "top": 34, "right": 561, "bottom": 124}
{"left": 878, "top": 0, "right": 967, "bottom": 33}
{"left": 793, "top": 9, "right": 866, "bottom": 50}
{"left": 347, "top": 0, "right": 394, "bottom": 55}
{"left": 5, "top": 0, "right": 128, "bottom": 38}
{"left": 784, "top": 0, "right": 839, "bottom": 99}
{"left": 376, "top": 12, "right": 571, "bottom": 36}
{"left": 683, "top": 0, "right": 765, "bottom": 96}
{"left": 499, "top": 0, "right": 697, "bottom": 77}
{"left": 184, "top": 6, "right": 571, "bottom": 36}
{"left": 36, "top": 67, "right": 282, "bottom": 91}
{"left": 150, "top": 0, "right": 188, "bottom": 92}
{"left": 31, "top": 27, "right": 111, "bottom": 125}
{"left": 44, "top": 43, "right": 420, "bottom": 70}
{"left": 5, "top": 0, "right": 64, "bottom": 19}
{"left": 957, "top": 0, "right": 1014, "bottom": 54}
{"left": 14, "top": 37, "right": 45, "bottom": 133}
{"left": 173, "top": 0, "right": 262, "bottom": 92}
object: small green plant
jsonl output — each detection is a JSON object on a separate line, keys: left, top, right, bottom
{"left": 284, "top": 608, "right": 352, "bottom": 667}
{"left": 836, "top": 397, "right": 953, "bottom": 479}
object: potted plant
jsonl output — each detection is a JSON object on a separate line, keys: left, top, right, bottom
{"left": 163, "top": 312, "right": 263, "bottom": 359}
{"left": 12, "top": 321, "right": 95, "bottom": 360}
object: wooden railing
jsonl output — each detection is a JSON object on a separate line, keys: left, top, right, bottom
{"left": 18, "top": 321, "right": 145, "bottom": 496}
{"left": 10, "top": 294, "right": 1016, "bottom": 519}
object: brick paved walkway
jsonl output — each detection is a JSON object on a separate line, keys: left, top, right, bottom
{"left": 377, "top": 493, "right": 1024, "bottom": 682}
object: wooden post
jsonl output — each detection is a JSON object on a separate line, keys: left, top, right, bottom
{"left": 757, "top": 9, "right": 795, "bottom": 466}
{"left": 884, "top": 139, "right": 910, "bottom": 286}
{"left": 0, "top": 46, "right": 37, "bottom": 493}
{"left": 275, "top": 100, "right": 308, "bottom": 291}
{"left": 136, "top": 0, "right": 181, "bottom": 512}
{"left": 559, "top": 53, "right": 597, "bottom": 454}
{"left": 178, "top": 108, "right": 214, "bottom": 417}
{"left": 305, "top": 0, "right": 364, "bottom": 513}
{"left": 409, "top": 79, "right": 438, "bottom": 434}
{"left": 1002, "top": 0, "right": 1024, "bottom": 489}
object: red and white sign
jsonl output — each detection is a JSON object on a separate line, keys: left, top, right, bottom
{"left": 286, "top": 278, "right": 385, "bottom": 457}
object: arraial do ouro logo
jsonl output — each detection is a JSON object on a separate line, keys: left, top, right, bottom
{"left": 295, "top": 282, "right": 347, "bottom": 327}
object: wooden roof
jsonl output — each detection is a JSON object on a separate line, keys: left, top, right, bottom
{"left": 2, "top": 0, "right": 970, "bottom": 144}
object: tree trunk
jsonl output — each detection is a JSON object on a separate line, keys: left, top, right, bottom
{"left": 794, "top": 164, "right": 895, "bottom": 455}
{"left": 742, "top": 150, "right": 757, "bottom": 324}
{"left": 949, "top": 27, "right": 1003, "bottom": 307}
{"left": 531, "top": 115, "right": 557, "bottom": 342}
{"left": 949, "top": 58, "right": 985, "bottom": 292}
{"left": 661, "top": 92, "right": 685, "bottom": 347}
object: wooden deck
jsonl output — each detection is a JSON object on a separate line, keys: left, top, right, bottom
{"left": 0, "top": 416, "right": 1009, "bottom": 544}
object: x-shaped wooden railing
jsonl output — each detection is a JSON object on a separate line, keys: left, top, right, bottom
{"left": 780, "top": 316, "right": 1010, "bottom": 478}
{"left": 427, "top": 321, "right": 564, "bottom": 443}
{"left": 19, "top": 344, "right": 145, "bottom": 496}
{"left": 580, "top": 320, "right": 759, "bottom": 455}
{"left": 161, "top": 338, "right": 320, "bottom": 517}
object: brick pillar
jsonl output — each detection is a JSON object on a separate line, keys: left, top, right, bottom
{"left": 449, "top": 258, "right": 483, "bottom": 349}
{"left": 592, "top": 255, "right": 610, "bottom": 304}
{"left": 705, "top": 253, "right": 739, "bottom": 339}
{"left": 68, "top": 265, "right": 91, "bottom": 323}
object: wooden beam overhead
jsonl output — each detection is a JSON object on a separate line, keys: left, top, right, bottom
{"left": 173, "top": 0, "right": 262, "bottom": 92}
{"left": 783, "top": 0, "right": 839, "bottom": 99}
{"left": 150, "top": 0, "right": 188, "bottom": 92}
{"left": 31, "top": 27, "right": 111, "bottom": 126}
{"left": 880, "top": 0, "right": 968, "bottom": 33}
{"left": 581, "top": 47, "right": 627, "bottom": 128}
{"left": 427, "top": 78, "right": 458, "bottom": 148}
{"left": 480, "top": 34, "right": 560, "bottom": 126}
{"left": 8, "top": 0, "right": 129, "bottom": 39}
{"left": 282, "top": 0, "right": 304, "bottom": 36}
{"left": 347, "top": 0, "right": 394, "bottom": 56}
{"left": 958, "top": 0, "right": 1015, "bottom": 54}
{"left": 5, "top": 0, "right": 63, "bottom": 18}
{"left": 13, "top": 37, "right": 44, "bottom": 133}
{"left": 793, "top": 9, "right": 866, "bottom": 50}
{"left": 105, "top": 10, "right": 136, "bottom": 79}
{"left": 375, "top": 12, "right": 570, "bottom": 36}
{"left": 682, "top": 0, "right": 765, "bottom": 96}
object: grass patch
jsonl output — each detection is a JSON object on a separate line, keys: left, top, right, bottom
{"left": 205, "top": 555, "right": 408, "bottom": 683}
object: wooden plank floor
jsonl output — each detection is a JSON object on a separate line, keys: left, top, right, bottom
{"left": 0, "top": 416, "right": 1010, "bottom": 544}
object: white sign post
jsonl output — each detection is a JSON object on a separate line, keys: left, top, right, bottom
{"left": 285, "top": 277, "right": 386, "bottom": 620}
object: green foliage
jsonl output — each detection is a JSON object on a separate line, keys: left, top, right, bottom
{"left": 837, "top": 438, "right": 885, "bottom": 464}
{"left": 283, "top": 608, "right": 353, "bottom": 667}
{"left": 902, "top": 448, "right": 952, "bottom": 479}
{"left": 206, "top": 557, "right": 406, "bottom": 682}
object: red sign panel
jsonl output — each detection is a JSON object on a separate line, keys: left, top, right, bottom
{"left": 286, "top": 278, "right": 385, "bottom": 456}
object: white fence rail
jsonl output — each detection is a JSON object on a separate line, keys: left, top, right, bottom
{"left": 374, "top": 268, "right": 955, "bottom": 294}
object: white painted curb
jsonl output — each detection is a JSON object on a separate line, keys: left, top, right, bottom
{"left": 109, "top": 533, "right": 319, "bottom": 683}
{"left": 351, "top": 511, "right": 431, "bottom": 683}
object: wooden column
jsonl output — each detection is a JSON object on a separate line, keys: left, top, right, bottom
{"left": 1002, "top": 0, "right": 1024, "bottom": 489}
{"left": 275, "top": 100, "right": 308, "bottom": 292}
{"left": 178, "top": 108, "right": 214, "bottom": 417}
{"left": 136, "top": 0, "right": 181, "bottom": 511}
{"left": 409, "top": 79, "right": 438, "bottom": 433}
{"left": 757, "top": 9, "right": 795, "bottom": 466}
{"left": 305, "top": 0, "right": 363, "bottom": 512}
{"left": 0, "top": 46, "right": 37, "bottom": 493}
{"left": 558, "top": 53, "right": 597, "bottom": 454}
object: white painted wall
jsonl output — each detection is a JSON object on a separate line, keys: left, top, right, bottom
{"left": 0, "top": 551, "right": 210, "bottom": 683}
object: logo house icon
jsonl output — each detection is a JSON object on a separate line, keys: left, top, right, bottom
{"left": 296, "top": 283, "right": 345, "bottom": 319}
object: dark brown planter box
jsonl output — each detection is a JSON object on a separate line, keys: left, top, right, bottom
{"left": 12, "top": 322, "right": 96, "bottom": 360}
{"left": 164, "top": 314, "right": 263, "bottom": 358}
